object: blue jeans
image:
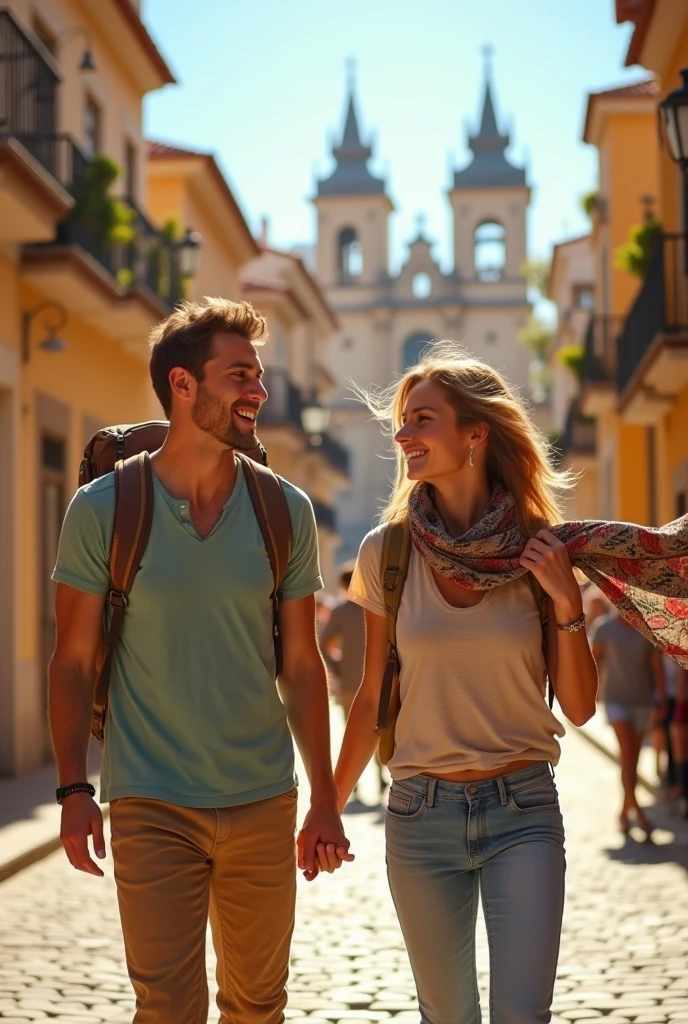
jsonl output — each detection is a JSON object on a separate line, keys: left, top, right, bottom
{"left": 385, "top": 762, "right": 566, "bottom": 1024}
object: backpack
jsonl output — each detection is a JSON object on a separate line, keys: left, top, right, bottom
{"left": 375, "top": 520, "right": 552, "bottom": 765}
{"left": 79, "top": 422, "right": 292, "bottom": 742}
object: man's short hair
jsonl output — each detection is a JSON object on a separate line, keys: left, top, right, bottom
{"left": 149, "top": 297, "right": 268, "bottom": 417}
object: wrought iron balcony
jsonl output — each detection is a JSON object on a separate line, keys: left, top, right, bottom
{"left": 313, "top": 430, "right": 350, "bottom": 475}
{"left": 583, "top": 314, "right": 623, "bottom": 383}
{"left": 311, "top": 500, "right": 337, "bottom": 531}
{"left": 260, "top": 368, "right": 305, "bottom": 431}
{"left": 0, "top": 10, "right": 59, "bottom": 149}
{"left": 617, "top": 233, "right": 688, "bottom": 394}
{"left": 561, "top": 398, "right": 596, "bottom": 456}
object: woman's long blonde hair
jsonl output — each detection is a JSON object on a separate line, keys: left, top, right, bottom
{"left": 358, "top": 341, "right": 574, "bottom": 534}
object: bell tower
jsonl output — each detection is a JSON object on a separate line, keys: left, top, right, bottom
{"left": 313, "top": 75, "right": 393, "bottom": 290}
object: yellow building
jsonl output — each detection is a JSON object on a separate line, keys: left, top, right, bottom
{"left": 0, "top": 1, "right": 190, "bottom": 776}
{"left": 557, "top": 74, "right": 660, "bottom": 524}
{"left": 614, "top": 0, "right": 688, "bottom": 526}
{"left": 146, "top": 146, "right": 351, "bottom": 589}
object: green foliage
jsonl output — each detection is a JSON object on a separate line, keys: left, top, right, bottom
{"left": 518, "top": 314, "right": 555, "bottom": 360}
{"left": 520, "top": 258, "right": 551, "bottom": 299}
{"left": 557, "top": 343, "right": 586, "bottom": 385}
{"left": 69, "top": 155, "right": 135, "bottom": 249}
{"left": 581, "top": 190, "right": 599, "bottom": 219}
{"left": 614, "top": 216, "right": 662, "bottom": 279}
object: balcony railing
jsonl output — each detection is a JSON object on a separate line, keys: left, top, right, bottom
{"left": 583, "top": 314, "right": 623, "bottom": 383}
{"left": 0, "top": 10, "right": 58, "bottom": 143}
{"left": 561, "top": 398, "right": 596, "bottom": 456}
{"left": 312, "top": 500, "right": 337, "bottom": 531}
{"left": 316, "top": 431, "right": 350, "bottom": 474}
{"left": 617, "top": 233, "right": 688, "bottom": 394}
{"left": 260, "top": 368, "right": 305, "bottom": 431}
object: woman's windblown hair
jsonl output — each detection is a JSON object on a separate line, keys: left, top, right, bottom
{"left": 355, "top": 341, "right": 574, "bottom": 535}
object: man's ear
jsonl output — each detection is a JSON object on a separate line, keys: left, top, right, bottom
{"left": 168, "top": 367, "right": 194, "bottom": 403}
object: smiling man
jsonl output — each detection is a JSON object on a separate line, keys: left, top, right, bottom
{"left": 48, "top": 298, "right": 351, "bottom": 1024}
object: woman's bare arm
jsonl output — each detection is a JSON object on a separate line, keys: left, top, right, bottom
{"left": 333, "top": 609, "right": 389, "bottom": 814}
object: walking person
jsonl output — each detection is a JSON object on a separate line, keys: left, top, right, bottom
{"left": 326, "top": 343, "right": 688, "bottom": 1024}
{"left": 48, "top": 298, "right": 352, "bottom": 1024}
{"left": 590, "top": 608, "right": 666, "bottom": 837}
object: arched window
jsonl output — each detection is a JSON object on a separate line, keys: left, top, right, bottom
{"left": 474, "top": 221, "right": 506, "bottom": 281}
{"left": 412, "top": 272, "right": 432, "bottom": 299}
{"left": 338, "top": 227, "right": 363, "bottom": 283}
{"left": 402, "top": 332, "right": 433, "bottom": 370}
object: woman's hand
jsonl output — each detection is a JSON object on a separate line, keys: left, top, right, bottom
{"left": 519, "top": 529, "right": 582, "bottom": 624}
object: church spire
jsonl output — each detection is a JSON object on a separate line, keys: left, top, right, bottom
{"left": 316, "top": 64, "right": 387, "bottom": 197}
{"left": 453, "top": 47, "right": 526, "bottom": 190}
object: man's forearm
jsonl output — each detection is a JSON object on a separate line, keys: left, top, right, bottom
{"left": 49, "top": 661, "right": 94, "bottom": 784}
{"left": 279, "top": 663, "right": 337, "bottom": 804}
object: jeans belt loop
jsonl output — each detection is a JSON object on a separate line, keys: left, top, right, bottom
{"left": 426, "top": 777, "right": 437, "bottom": 808}
{"left": 496, "top": 775, "right": 508, "bottom": 806}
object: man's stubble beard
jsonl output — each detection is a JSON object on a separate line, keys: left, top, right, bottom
{"left": 191, "top": 382, "right": 258, "bottom": 452}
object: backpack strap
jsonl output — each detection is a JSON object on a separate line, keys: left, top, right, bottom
{"left": 376, "top": 521, "right": 412, "bottom": 729}
{"left": 92, "top": 452, "right": 154, "bottom": 741}
{"left": 526, "top": 573, "right": 554, "bottom": 709}
{"left": 238, "top": 453, "right": 293, "bottom": 676}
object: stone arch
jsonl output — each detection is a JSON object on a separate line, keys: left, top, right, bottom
{"left": 402, "top": 331, "right": 434, "bottom": 370}
{"left": 473, "top": 220, "right": 506, "bottom": 281}
{"left": 337, "top": 226, "right": 363, "bottom": 283}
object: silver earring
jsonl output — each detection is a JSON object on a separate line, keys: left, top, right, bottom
{"left": 469, "top": 446, "right": 475, "bottom": 468}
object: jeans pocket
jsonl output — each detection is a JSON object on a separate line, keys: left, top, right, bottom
{"left": 387, "top": 785, "right": 428, "bottom": 822}
{"left": 508, "top": 779, "right": 559, "bottom": 815}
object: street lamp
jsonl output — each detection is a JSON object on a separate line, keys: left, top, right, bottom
{"left": 22, "top": 301, "right": 68, "bottom": 363}
{"left": 659, "top": 67, "right": 688, "bottom": 270}
{"left": 178, "top": 228, "right": 202, "bottom": 278}
{"left": 301, "top": 394, "right": 331, "bottom": 446}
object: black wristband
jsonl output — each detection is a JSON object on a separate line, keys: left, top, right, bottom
{"left": 56, "top": 782, "right": 96, "bottom": 804}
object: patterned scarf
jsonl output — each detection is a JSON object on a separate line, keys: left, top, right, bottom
{"left": 408, "top": 483, "right": 688, "bottom": 669}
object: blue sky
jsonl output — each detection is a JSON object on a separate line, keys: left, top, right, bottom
{"left": 142, "top": 0, "right": 646, "bottom": 275}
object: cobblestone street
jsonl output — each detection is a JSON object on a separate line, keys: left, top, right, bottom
{"left": 1, "top": 726, "right": 687, "bottom": 1024}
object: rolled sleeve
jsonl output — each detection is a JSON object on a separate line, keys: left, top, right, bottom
{"left": 348, "top": 527, "right": 386, "bottom": 617}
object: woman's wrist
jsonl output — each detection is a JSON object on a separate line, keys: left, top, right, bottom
{"left": 553, "top": 596, "right": 584, "bottom": 626}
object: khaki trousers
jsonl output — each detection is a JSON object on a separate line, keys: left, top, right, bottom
{"left": 109, "top": 789, "right": 298, "bottom": 1024}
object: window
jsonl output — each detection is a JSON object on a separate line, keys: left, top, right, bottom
{"left": 572, "top": 284, "right": 594, "bottom": 311}
{"left": 474, "top": 221, "right": 506, "bottom": 282}
{"left": 412, "top": 272, "right": 432, "bottom": 299}
{"left": 402, "top": 332, "right": 433, "bottom": 370}
{"left": 84, "top": 95, "right": 101, "bottom": 156}
{"left": 338, "top": 227, "right": 363, "bottom": 283}
{"left": 124, "top": 140, "right": 137, "bottom": 200}
{"left": 40, "top": 433, "right": 65, "bottom": 758}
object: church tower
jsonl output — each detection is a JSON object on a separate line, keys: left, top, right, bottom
{"left": 448, "top": 57, "right": 530, "bottom": 288}
{"left": 313, "top": 80, "right": 394, "bottom": 290}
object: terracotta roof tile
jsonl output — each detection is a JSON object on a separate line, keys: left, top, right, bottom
{"left": 591, "top": 79, "right": 659, "bottom": 100}
{"left": 147, "top": 140, "right": 205, "bottom": 160}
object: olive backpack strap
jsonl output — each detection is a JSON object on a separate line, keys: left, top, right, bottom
{"left": 92, "top": 452, "right": 154, "bottom": 741}
{"left": 376, "top": 521, "right": 412, "bottom": 731}
{"left": 237, "top": 453, "right": 293, "bottom": 676}
{"left": 526, "top": 573, "right": 554, "bottom": 709}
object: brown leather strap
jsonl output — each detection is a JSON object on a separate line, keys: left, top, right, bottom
{"left": 237, "top": 453, "right": 292, "bottom": 676}
{"left": 376, "top": 521, "right": 411, "bottom": 729}
{"left": 92, "top": 453, "right": 154, "bottom": 740}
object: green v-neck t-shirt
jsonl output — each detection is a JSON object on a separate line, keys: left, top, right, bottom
{"left": 52, "top": 460, "right": 323, "bottom": 808}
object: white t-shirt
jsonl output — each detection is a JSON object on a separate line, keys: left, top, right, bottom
{"left": 349, "top": 524, "right": 565, "bottom": 780}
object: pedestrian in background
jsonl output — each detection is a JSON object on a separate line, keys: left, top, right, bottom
{"left": 590, "top": 608, "right": 666, "bottom": 837}
{"left": 321, "top": 564, "right": 385, "bottom": 801}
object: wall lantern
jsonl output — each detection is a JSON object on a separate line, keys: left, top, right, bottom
{"left": 22, "top": 301, "right": 68, "bottom": 363}
{"left": 178, "top": 228, "right": 203, "bottom": 279}
{"left": 659, "top": 67, "right": 688, "bottom": 270}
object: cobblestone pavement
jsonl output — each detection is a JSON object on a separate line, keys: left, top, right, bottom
{"left": 1, "top": 726, "right": 687, "bottom": 1023}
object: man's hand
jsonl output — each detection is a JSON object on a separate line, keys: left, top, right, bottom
{"left": 60, "top": 793, "right": 106, "bottom": 877}
{"left": 297, "top": 801, "right": 354, "bottom": 882}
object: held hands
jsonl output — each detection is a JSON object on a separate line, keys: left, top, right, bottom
{"left": 519, "top": 529, "right": 582, "bottom": 623}
{"left": 296, "top": 800, "right": 355, "bottom": 882}
{"left": 60, "top": 793, "right": 106, "bottom": 877}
